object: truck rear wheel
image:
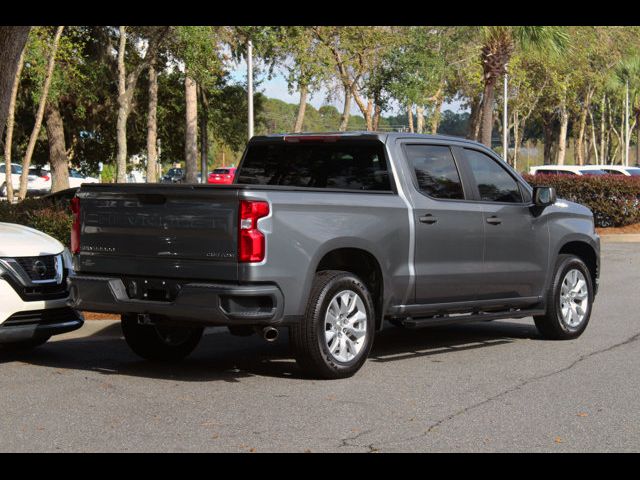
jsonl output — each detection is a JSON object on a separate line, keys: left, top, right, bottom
{"left": 534, "top": 254, "right": 594, "bottom": 340}
{"left": 121, "top": 314, "right": 203, "bottom": 361}
{"left": 290, "top": 270, "right": 375, "bottom": 379}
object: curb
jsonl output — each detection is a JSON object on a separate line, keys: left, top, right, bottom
{"left": 599, "top": 234, "right": 640, "bottom": 243}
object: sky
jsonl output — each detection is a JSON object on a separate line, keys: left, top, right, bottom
{"left": 228, "top": 59, "right": 464, "bottom": 116}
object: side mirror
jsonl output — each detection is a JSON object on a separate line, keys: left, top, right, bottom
{"left": 532, "top": 186, "right": 556, "bottom": 207}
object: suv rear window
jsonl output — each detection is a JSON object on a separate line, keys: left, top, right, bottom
{"left": 237, "top": 141, "right": 392, "bottom": 191}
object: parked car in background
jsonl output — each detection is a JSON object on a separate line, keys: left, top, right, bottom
{"left": 582, "top": 165, "right": 640, "bottom": 176}
{"left": 0, "top": 163, "right": 22, "bottom": 197}
{"left": 0, "top": 222, "right": 83, "bottom": 349}
{"left": 27, "top": 167, "right": 52, "bottom": 195}
{"left": 68, "top": 169, "right": 100, "bottom": 188}
{"left": 161, "top": 168, "right": 185, "bottom": 183}
{"left": 529, "top": 165, "right": 608, "bottom": 176}
{"left": 208, "top": 167, "right": 237, "bottom": 185}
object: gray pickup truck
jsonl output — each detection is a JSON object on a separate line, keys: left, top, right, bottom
{"left": 69, "top": 132, "right": 600, "bottom": 378}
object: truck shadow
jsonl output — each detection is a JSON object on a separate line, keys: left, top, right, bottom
{"left": 0, "top": 320, "right": 540, "bottom": 382}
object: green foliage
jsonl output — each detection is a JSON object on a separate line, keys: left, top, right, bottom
{"left": 524, "top": 174, "right": 640, "bottom": 227}
{"left": 0, "top": 199, "right": 72, "bottom": 247}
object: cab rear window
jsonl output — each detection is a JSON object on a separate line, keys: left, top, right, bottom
{"left": 237, "top": 141, "right": 392, "bottom": 191}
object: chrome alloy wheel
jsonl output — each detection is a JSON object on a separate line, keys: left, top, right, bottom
{"left": 559, "top": 269, "right": 589, "bottom": 329}
{"left": 324, "top": 290, "right": 368, "bottom": 362}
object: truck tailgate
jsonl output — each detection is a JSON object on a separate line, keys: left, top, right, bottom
{"left": 75, "top": 185, "right": 240, "bottom": 281}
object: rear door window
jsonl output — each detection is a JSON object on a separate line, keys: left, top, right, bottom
{"left": 404, "top": 145, "right": 465, "bottom": 200}
{"left": 237, "top": 141, "right": 392, "bottom": 191}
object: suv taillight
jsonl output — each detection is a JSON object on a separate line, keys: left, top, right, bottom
{"left": 70, "top": 196, "right": 81, "bottom": 254}
{"left": 238, "top": 200, "right": 269, "bottom": 263}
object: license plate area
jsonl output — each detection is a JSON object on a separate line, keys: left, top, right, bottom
{"left": 123, "top": 277, "right": 182, "bottom": 302}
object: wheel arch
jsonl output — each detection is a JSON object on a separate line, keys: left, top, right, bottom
{"left": 557, "top": 240, "right": 598, "bottom": 292}
{"left": 315, "top": 247, "right": 385, "bottom": 330}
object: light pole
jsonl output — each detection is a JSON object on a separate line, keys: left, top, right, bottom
{"left": 247, "top": 39, "right": 254, "bottom": 141}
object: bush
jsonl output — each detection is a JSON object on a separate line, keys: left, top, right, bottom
{"left": 0, "top": 198, "right": 72, "bottom": 247}
{"left": 523, "top": 174, "right": 640, "bottom": 228}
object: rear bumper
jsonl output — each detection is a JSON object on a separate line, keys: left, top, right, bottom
{"left": 68, "top": 274, "right": 285, "bottom": 326}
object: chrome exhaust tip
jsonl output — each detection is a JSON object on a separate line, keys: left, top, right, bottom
{"left": 261, "top": 326, "right": 279, "bottom": 342}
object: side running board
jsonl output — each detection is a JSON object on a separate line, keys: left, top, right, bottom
{"left": 399, "top": 308, "right": 546, "bottom": 329}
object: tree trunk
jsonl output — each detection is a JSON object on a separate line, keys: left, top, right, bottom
{"left": 480, "top": 77, "right": 497, "bottom": 147}
{"left": 372, "top": 103, "right": 381, "bottom": 131}
{"left": 468, "top": 95, "right": 483, "bottom": 140}
{"left": 199, "top": 85, "right": 208, "bottom": 180}
{"left": 556, "top": 98, "right": 569, "bottom": 165}
{"left": 636, "top": 112, "right": 640, "bottom": 166}
{"left": 407, "top": 104, "right": 414, "bottom": 133}
{"left": 116, "top": 26, "right": 129, "bottom": 183}
{"left": 416, "top": 105, "right": 424, "bottom": 134}
{"left": 44, "top": 101, "right": 69, "bottom": 193}
{"left": 184, "top": 75, "right": 198, "bottom": 183}
{"left": 146, "top": 60, "right": 158, "bottom": 183}
{"left": 589, "top": 109, "right": 599, "bottom": 164}
{"left": 542, "top": 116, "right": 554, "bottom": 165}
{"left": 3, "top": 46, "right": 25, "bottom": 203}
{"left": 431, "top": 95, "right": 444, "bottom": 134}
{"left": 365, "top": 98, "right": 374, "bottom": 131}
{"left": 512, "top": 110, "right": 520, "bottom": 170}
{"left": 293, "top": 83, "right": 308, "bottom": 132}
{"left": 0, "top": 26, "right": 30, "bottom": 142}
{"left": 599, "top": 94, "right": 606, "bottom": 163}
{"left": 576, "top": 88, "right": 593, "bottom": 166}
{"left": 18, "top": 26, "right": 64, "bottom": 200}
{"left": 339, "top": 87, "right": 351, "bottom": 132}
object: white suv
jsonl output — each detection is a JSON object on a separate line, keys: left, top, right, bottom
{"left": 0, "top": 223, "right": 83, "bottom": 349}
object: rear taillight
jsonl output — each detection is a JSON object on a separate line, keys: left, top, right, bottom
{"left": 238, "top": 200, "right": 269, "bottom": 263}
{"left": 42, "top": 174, "right": 50, "bottom": 181}
{"left": 70, "top": 196, "right": 81, "bottom": 254}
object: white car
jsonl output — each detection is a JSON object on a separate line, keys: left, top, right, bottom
{"left": 529, "top": 165, "right": 608, "bottom": 176}
{"left": 0, "top": 163, "right": 25, "bottom": 197}
{"left": 583, "top": 165, "right": 640, "bottom": 176}
{"left": 0, "top": 223, "right": 83, "bottom": 348}
{"left": 68, "top": 168, "right": 100, "bottom": 188}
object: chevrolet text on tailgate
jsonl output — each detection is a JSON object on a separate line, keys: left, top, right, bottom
{"left": 69, "top": 133, "right": 600, "bottom": 379}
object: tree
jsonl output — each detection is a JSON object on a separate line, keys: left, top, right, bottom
{"left": 115, "top": 26, "right": 169, "bottom": 182}
{"left": 3, "top": 45, "right": 26, "bottom": 202}
{"left": 0, "top": 26, "right": 30, "bottom": 140}
{"left": 478, "top": 26, "right": 568, "bottom": 147}
{"left": 18, "top": 26, "right": 64, "bottom": 200}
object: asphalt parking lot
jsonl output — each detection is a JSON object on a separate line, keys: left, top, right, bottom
{"left": 1, "top": 241, "right": 638, "bottom": 452}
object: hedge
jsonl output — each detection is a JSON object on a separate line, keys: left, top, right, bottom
{"left": 0, "top": 198, "right": 72, "bottom": 248}
{"left": 523, "top": 174, "right": 640, "bottom": 228}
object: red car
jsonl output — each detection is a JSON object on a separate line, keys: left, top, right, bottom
{"left": 207, "top": 167, "right": 237, "bottom": 185}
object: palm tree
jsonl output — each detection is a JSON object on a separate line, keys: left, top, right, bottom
{"left": 611, "top": 55, "right": 640, "bottom": 165}
{"left": 478, "top": 26, "right": 568, "bottom": 147}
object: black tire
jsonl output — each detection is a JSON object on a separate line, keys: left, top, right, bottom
{"left": 290, "top": 270, "right": 376, "bottom": 379}
{"left": 121, "top": 314, "right": 203, "bottom": 361}
{"left": 534, "top": 254, "right": 594, "bottom": 340}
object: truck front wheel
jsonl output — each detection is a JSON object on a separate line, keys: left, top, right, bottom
{"left": 290, "top": 270, "right": 375, "bottom": 379}
{"left": 121, "top": 314, "right": 203, "bottom": 361}
{"left": 534, "top": 254, "right": 594, "bottom": 340}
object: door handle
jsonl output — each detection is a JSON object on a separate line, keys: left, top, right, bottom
{"left": 419, "top": 214, "right": 438, "bottom": 224}
{"left": 486, "top": 216, "right": 502, "bottom": 225}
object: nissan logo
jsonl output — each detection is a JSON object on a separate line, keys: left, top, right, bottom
{"left": 32, "top": 260, "right": 47, "bottom": 278}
